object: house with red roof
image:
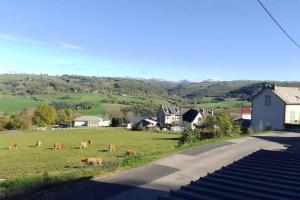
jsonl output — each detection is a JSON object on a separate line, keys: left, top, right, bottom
{"left": 229, "top": 107, "right": 252, "bottom": 120}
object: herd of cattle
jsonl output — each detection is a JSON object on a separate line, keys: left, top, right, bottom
{"left": 8, "top": 140, "right": 137, "bottom": 166}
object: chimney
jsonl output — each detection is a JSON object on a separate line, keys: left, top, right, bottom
{"left": 271, "top": 84, "right": 276, "bottom": 91}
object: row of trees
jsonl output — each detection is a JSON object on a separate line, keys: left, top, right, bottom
{"left": 0, "top": 105, "right": 78, "bottom": 131}
{"left": 179, "top": 113, "right": 249, "bottom": 145}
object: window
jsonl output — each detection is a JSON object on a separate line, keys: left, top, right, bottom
{"left": 265, "top": 95, "right": 271, "bottom": 106}
{"left": 290, "top": 111, "right": 296, "bottom": 123}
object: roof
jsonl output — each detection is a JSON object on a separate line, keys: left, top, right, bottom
{"left": 160, "top": 105, "right": 180, "bottom": 116}
{"left": 74, "top": 115, "right": 109, "bottom": 122}
{"left": 272, "top": 86, "right": 300, "bottom": 104}
{"left": 182, "top": 109, "right": 201, "bottom": 123}
{"left": 230, "top": 107, "right": 252, "bottom": 114}
{"left": 159, "top": 149, "right": 300, "bottom": 200}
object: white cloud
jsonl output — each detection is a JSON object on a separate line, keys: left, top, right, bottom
{"left": 56, "top": 41, "right": 84, "bottom": 50}
{"left": 0, "top": 33, "right": 84, "bottom": 51}
{"left": 0, "top": 33, "right": 44, "bottom": 45}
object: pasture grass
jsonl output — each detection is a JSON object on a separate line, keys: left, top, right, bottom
{"left": 0, "top": 128, "right": 239, "bottom": 198}
{"left": 0, "top": 128, "right": 180, "bottom": 197}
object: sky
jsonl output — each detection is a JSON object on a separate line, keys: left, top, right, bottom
{"left": 0, "top": 0, "right": 299, "bottom": 81}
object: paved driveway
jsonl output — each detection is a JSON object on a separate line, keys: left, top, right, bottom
{"left": 33, "top": 131, "right": 300, "bottom": 200}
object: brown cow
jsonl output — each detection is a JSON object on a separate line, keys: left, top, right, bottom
{"left": 88, "top": 139, "right": 92, "bottom": 145}
{"left": 36, "top": 140, "right": 42, "bottom": 147}
{"left": 81, "top": 157, "right": 103, "bottom": 166}
{"left": 79, "top": 142, "right": 88, "bottom": 149}
{"left": 53, "top": 143, "right": 64, "bottom": 149}
{"left": 126, "top": 149, "right": 136, "bottom": 156}
{"left": 9, "top": 144, "right": 17, "bottom": 149}
{"left": 108, "top": 144, "right": 116, "bottom": 152}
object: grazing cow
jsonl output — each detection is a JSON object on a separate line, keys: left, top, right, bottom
{"left": 88, "top": 139, "right": 92, "bottom": 145}
{"left": 36, "top": 140, "right": 42, "bottom": 147}
{"left": 108, "top": 144, "right": 116, "bottom": 152}
{"left": 126, "top": 149, "right": 136, "bottom": 156}
{"left": 81, "top": 157, "right": 102, "bottom": 166}
{"left": 53, "top": 143, "right": 64, "bottom": 149}
{"left": 80, "top": 142, "right": 88, "bottom": 149}
{"left": 9, "top": 144, "right": 17, "bottom": 149}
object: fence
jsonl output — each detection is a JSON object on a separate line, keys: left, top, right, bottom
{"left": 36, "top": 126, "right": 127, "bottom": 132}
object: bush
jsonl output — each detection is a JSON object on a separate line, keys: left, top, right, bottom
{"left": 246, "top": 128, "right": 254, "bottom": 135}
{"left": 178, "top": 127, "right": 199, "bottom": 145}
{"left": 0, "top": 117, "right": 9, "bottom": 131}
{"left": 5, "top": 115, "right": 31, "bottom": 130}
{"left": 111, "top": 117, "right": 123, "bottom": 127}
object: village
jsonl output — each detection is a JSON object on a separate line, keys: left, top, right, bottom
{"left": 1, "top": 0, "right": 300, "bottom": 199}
{"left": 70, "top": 84, "right": 300, "bottom": 134}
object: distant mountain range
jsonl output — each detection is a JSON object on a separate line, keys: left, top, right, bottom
{"left": 1, "top": 74, "right": 300, "bottom": 100}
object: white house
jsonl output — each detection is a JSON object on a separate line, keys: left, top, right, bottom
{"left": 182, "top": 109, "right": 214, "bottom": 129}
{"left": 74, "top": 115, "right": 110, "bottom": 127}
{"left": 157, "top": 105, "right": 181, "bottom": 127}
{"left": 252, "top": 84, "right": 300, "bottom": 131}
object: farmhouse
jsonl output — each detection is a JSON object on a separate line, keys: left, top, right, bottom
{"left": 157, "top": 105, "right": 181, "bottom": 127}
{"left": 229, "top": 107, "right": 252, "bottom": 120}
{"left": 74, "top": 115, "right": 110, "bottom": 127}
{"left": 133, "top": 118, "right": 158, "bottom": 130}
{"left": 182, "top": 109, "right": 214, "bottom": 129}
{"left": 252, "top": 84, "right": 300, "bottom": 131}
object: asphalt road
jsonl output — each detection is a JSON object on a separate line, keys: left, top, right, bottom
{"left": 32, "top": 131, "right": 300, "bottom": 200}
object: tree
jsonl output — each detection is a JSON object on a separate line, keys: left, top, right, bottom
{"left": 56, "top": 109, "right": 78, "bottom": 124}
{"left": 5, "top": 115, "right": 30, "bottom": 130}
{"left": 111, "top": 117, "right": 123, "bottom": 127}
{"left": 215, "top": 113, "right": 241, "bottom": 137}
{"left": 0, "top": 117, "right": 9, "bottom": 131}
{"left": 33, "top": 105, "right": 57, "bottom": 127}
{"left": 178, "top": 126, "right": 199, "bottom": 145}
{"left": 19, "top": 108, "right": 35, "bottom": 128}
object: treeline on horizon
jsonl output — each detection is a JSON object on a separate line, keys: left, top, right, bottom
{"left": 1, "top": 74, "right": 299, "bottom": 100}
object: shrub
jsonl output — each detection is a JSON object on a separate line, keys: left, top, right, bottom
{"left": 0, "top": 117, "right": 9, "bottom": 131}
{"left": 111, "top": 117, "right": 123, "bottom": 127}
{"left": 246, "top": 128, "right": 254, "bottom": 135}
{"left": 178, "top": 127, "right": 199, "bottom": 145}
{"left": 5, "top": 115, "right": 31, "bottom": 130}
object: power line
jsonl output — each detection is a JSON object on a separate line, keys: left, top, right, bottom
{"left": 257, "top": 0, "right": 300, "bottom": 48}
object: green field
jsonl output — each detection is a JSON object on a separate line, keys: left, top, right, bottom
{"left": 0, "top": 93, "right": 172, "bottom": 116}
{"left": 0, "top": 129, "right": 182, "bottom": 197}
{"left": 0, "top": 127, "right": 243, "bottom": 198}
{"left": 0, "top": 129, "right": 180, "bottom": 178}
{"left": 0, "top": 92, "right": 249, "bottom": 117}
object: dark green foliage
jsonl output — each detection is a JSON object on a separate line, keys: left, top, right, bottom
{"left": 121, "top": 103, "right": 158, "bottom": 117}
{"left": 75, "top": 102, "right": 94, "bottom": 110}
{"left": 178, "top": 127, "right": 199, "bottom": 145}
{"left": 111, "top": 117, "right": 123, "bottom": 127}
{"left": 179, "top": 113, "right": 241, "bottom": 145}
{"left": 0, "top": 117, "right": 9, "bottom": 131}
{"left": 56, "top": 109, "right": 78, "bottom": 124}
{"left": 5, "top": 115, "right": 30, "bottom": 130}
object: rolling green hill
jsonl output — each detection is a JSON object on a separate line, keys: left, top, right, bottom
{"left": 3, "top": 74, "right": 297, "bottom": 116}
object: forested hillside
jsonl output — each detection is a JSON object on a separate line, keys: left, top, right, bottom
{"left": 1, "top": 74, "right": 299, "bottom": 116}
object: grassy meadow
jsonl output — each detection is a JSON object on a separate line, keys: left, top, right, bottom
{"left": 0, "top": 128, "right": 182, "bottom": 197}
{"left": 0, "top": 129, "right": 180, "bottom": 178}
{"left": 0, "top": 92, "right": 249, "bottom": 116}
{"left": 0, "top": 126, "right": 243, "bottom": 198}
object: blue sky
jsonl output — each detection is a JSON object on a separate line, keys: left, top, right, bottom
{"left": 0, "top": 0, "right": 299, "bottom": 81}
